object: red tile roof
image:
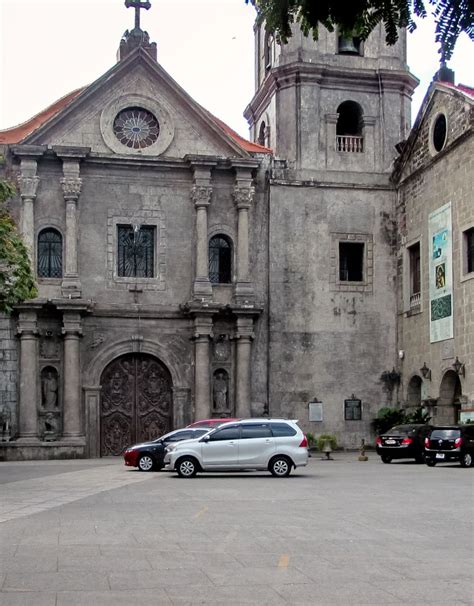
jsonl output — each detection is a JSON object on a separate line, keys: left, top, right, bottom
{"left": 0, "top": 87, "right": 273, "bottom": 155}
{"left": 0, "top": 88, "right": 85, "bottom": 144}
{"left": 437, "top": 81, "right": 474, "bottom": 99}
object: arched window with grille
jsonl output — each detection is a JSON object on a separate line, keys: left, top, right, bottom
{"left": 336, "top": 101, "right": 364, "bottom": 152}
{"left": 37, "top": 228, "right": 63, "bottom": 278}
{"left": 209, "top": 235, "right": 232, "bottom": 284}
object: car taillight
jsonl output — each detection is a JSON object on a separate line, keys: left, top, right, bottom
{"left": 299, "top": 435, "right": 308, "bottom": 448}
{"left": 424, "top": 437, "right": 430, "bottom": 447}
{"left": 454, "top": 437, "right": 463, "bottom": 448}
{"left": 401, "top": 437, "right": 413, "bottom": 445}
{"left": 375, "top": 437, "right": 382, "bottom": 446}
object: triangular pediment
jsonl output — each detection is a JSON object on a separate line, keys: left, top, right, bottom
{"left": 23, "top": 48, "right": 252, "bottom": 159}
{"left": 394, "top": 82, "right": 473, "bottom": 182}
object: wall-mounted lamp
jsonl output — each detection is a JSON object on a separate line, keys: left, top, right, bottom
{"left": 420, "top": 362, "right": 431, "bottom": 380}
{"left": 452, "top": 357, "right": 465, "bottom": 377}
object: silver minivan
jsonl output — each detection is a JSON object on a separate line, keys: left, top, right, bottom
{"left": 165, "top": 419, "right": 308, "bottom": 478}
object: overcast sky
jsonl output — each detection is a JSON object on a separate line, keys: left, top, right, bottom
{"left": 0, "top": 0, "right": 472, "bottom": 138}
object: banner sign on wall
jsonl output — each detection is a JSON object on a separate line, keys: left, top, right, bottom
{"left": 428, "top": 202, "right": 453, "bottom": 343}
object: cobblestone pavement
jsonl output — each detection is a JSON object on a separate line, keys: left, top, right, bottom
{"left": 0, "top": 454, "right": 472, "bottom": 605}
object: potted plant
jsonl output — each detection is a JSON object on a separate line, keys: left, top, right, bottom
{"left": 317, "top": 434, "right": 338, "bottom": 459}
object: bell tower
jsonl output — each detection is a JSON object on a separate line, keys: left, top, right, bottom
{"left": 246, "top": 23, "right": 419, "bottom": 448}
{"left": 245, "top": 24, "right": 418, "bottom": 173}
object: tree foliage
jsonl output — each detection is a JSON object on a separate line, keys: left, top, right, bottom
{"left": 248, "top": 0, "right": 474, "bottom": 60}
{"left": 0, "top": 180, "right": 37, "bottom": 314}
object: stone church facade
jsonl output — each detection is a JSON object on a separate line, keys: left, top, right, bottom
{"left": 0, "top": 7, "right": 472, "bottom": 460}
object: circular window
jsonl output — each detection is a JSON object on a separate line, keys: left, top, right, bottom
{"left": 113, "top": 107, "right": 160, "bottom": 149}
{"left": 432, "top": 114, "right": 447, "bottom": 152}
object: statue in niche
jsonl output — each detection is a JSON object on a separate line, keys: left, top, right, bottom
{"left": 42, "top": 370, "right": 58, "bottom": 409}
{"left": 0, "top": 404, "right": 12, "bottom": 441}
{"left": 43, "top": 411, "right": 59, "bottom": 441}
{"left": 213, "top": 372, "right": 228, "bottom": 412}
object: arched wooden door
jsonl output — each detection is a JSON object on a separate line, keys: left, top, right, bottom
{"left": 100, "top": 353, "right": 172, "bottom": 456}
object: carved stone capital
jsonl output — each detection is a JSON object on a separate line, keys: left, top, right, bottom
{"left": 18, "top": 176, "right": 39, "bottom": 200}
{"left": 191, "top": 185, "right": 212, "bottom": 208}
{"left": 61, "top": 312, "right": 83, "bottom": 337}
{"left": 61, "top": 177, "right": 82, "bottom": 201}
{"left": 233, "top": 186, "right": 255, "bottom": 209}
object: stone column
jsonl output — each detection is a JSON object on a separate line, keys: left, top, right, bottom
{"left": 62, "top": 311, "right": 83, "bottom": 439}
{"left": 187, "top": 158, "right": 217, "bottom": 301}
{"left": 11, "top": 146, "right": 47, "bottom": 268}
{"left": 193, "top": 314, "right": 213, "bottom": 421}
{"left": 234, "top": 315, "right": 254, "bottom": 419}
{"left": 53, "top": 147, "right": 89, "bottom": 298}
{"left": 17, "top": 310, "right": 39, "bottom": 441}
{"left": 232, "top": 170, "right": 255, "bottom": 303}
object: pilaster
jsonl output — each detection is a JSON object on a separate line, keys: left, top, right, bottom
{"left": 13, "top": 146, "right": 46, "bottom": 267}
{"left": 16, "top": 309, "right": 40, "bottom": 441}
{"left": 232, "top": 163, "right": 256, "bottom": 303}
{"left": 192, "top": 313, "right": 214, "bottom": 421}
{"left": 187, "top": 157, "right": 217, "bottom": 301}
{"left": 60, "top": 310, "right": 83, "bottom": 439}
{"left": 54, "top": 146, "right": 90, "bottom": 299}
{"left": 234, "top": 315, "right": 255, "bottom": 419}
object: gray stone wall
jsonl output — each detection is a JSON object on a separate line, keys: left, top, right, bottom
{"left": 396, "top": 87, "right": 474, "bottom": 417}
{"left": 0, "top": 314, "right": 18, "bottom": 439}
{"left": 268, "top": 181, "right": 398, "bottom": 447}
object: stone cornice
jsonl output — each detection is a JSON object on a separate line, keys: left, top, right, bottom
{"left": 52, "top": 145, "right": 90, "bottom": 159}
{"left": 245, "top": 62, "right": 419, "bottom": 126}
{"left": 10, "top": 144, "right": 47, "bottom": 159}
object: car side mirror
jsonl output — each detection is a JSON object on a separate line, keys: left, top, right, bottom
{"left": 201, "top": 435, "right": 210, "bottom": 442}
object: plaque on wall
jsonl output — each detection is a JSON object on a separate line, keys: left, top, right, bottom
{"left": 309, "top": 402, "right": 323, "bottom": 422}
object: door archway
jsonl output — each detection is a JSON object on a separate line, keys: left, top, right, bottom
{"left": 100, "top": 353, "right": 172, "bottom": 456}
{"left": 437, "top": 370, "right": 462, "bottom": 424}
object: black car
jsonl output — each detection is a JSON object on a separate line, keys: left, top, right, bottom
{"left": 123, "top": 427, "right": 210, "bottom": 471}
{"left": 424, "top": 425, "right": 474, "bottom": 467}
{"left": 376, "top": 424, "right": 433, "bottom": 463}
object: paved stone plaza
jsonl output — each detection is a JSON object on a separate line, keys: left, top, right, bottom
{"left": 0, "top": 454, "right": 472, "bottom": 605}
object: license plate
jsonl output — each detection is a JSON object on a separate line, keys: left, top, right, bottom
{"left": 436, "top": 453, "right": 445, "bottom": 459}
{"left": 385, "top": 439, "right": 396, "bottom": 445}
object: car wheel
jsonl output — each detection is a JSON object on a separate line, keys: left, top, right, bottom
{"left": 176, "top": 456, "right": 198, "bottom": 478}
{"left": 425, "top": 459, "right": 436, "bottom": 467}
{"left": 138, "top": 454, "right": 155, "bottom": 472}
{"left": 381, "top": 455, "right": 392, "bottom": 464}
{"left": 269, "top": 456, "right": 292, "bottom": 477}
{"left": 460, "top": 452, "right": 473, "bottom": 468}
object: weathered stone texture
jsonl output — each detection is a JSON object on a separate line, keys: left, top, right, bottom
{"left": 0, "top": 314, "right": 18, "bottom": 436}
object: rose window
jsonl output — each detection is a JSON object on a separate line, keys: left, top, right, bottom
{"left": 113, "top": 107, "right": 160, "bottom": 149}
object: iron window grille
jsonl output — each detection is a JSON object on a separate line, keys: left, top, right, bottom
{"left": 209, "top": 235, "right": 232, "bottom": 284}
{"left": 37, "top": 228, "right": 63, "bottom": 278}
{"left": 117, "top": 224, "right": 155, "bottom": 278}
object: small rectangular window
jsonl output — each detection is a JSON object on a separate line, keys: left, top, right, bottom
{"left": 117, "top": 225, "right": 155, "bottom": 278}
{"left": 409, "top": 242, "right": 421, "bottom": 295}
{"left": 339, "top": 242, "right": 364, "bottom": 281}
{"left": 465, "top": 228, "right": 474, "bottom": 274}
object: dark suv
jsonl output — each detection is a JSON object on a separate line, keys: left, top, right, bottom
{"left": 375, "top": 424, "right": 433, "bottom": 463}
{"left": 424, "top": 425, "right": 474, "bottom": 467}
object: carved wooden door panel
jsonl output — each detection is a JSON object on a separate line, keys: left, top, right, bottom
{"left": 100, "top": 354, "right": 172, "bottom": 456}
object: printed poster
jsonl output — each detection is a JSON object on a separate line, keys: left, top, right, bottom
{"left": 428, "top": 202, "right": 453, "bottom": 343}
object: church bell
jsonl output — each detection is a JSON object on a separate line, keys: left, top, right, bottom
{"left": 338, "top": 36, "right": 360, "bottom": 55}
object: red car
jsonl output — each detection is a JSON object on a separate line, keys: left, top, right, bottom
{"left": 187, "top": 418, "right": 240, "bottom": 429}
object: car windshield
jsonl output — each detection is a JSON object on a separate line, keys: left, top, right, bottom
{"left": 430, "top": 429, "right": 461, "bottom": 439}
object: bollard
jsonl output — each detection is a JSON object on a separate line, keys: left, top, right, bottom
{"left": 358, "top": 438, "right": 368, "bottom": 461}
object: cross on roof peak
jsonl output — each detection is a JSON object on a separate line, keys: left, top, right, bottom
{"left": 125, "top": 0, "right": 151, "bottom": 31}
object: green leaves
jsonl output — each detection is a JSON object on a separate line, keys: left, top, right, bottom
{"left": 0, "top": 181, "right": 37, "bottom": 314}
{"left": 247, "top": 0, "right": 473, "bottom": 59}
